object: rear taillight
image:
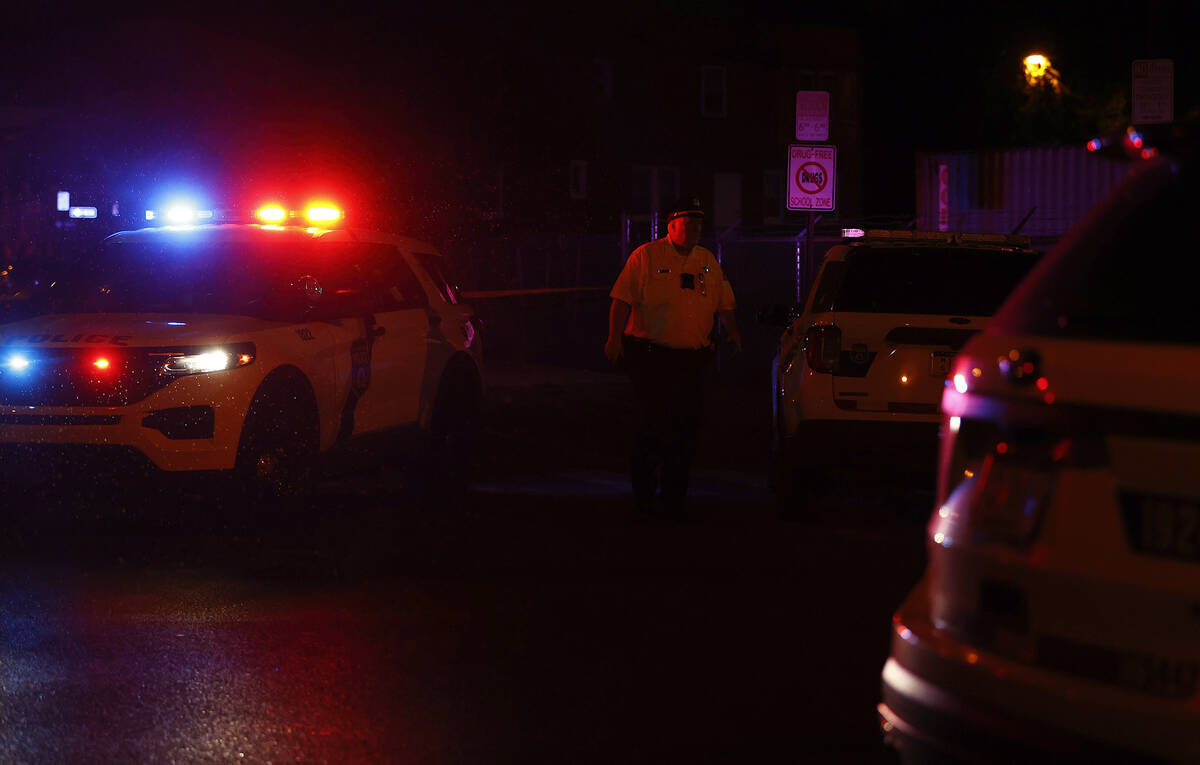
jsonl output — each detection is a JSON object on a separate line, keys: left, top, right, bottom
{"left": 938, "top": 414, "right": 1109, "bottom": 506}
{"left": 804, "top": 324, "right": 841, "bottom": 373}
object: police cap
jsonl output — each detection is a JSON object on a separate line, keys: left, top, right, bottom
{"left": 667, "top": 195, "right": 705, "bottom": 222}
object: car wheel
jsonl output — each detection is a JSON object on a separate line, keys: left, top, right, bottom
{"left": 235, "top": 388, "right": 318, "bottom": 512}
{"left": 775, "top": 433, "right": 815, "bottom": 519}
{"left": 416, "top": 371, "right": 481, "bottom": 504}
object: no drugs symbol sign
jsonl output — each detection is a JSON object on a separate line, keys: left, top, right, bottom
{"left": 787, "top": 144, "right": 837, "bottom": 212}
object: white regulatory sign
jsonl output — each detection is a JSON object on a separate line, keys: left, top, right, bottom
{"left": 795, "top": 90, "right": 829, "bottom": 142}
{"left": 1132, "top": 59, "right": 1173, "bottom": 125}
{"left": 787, "top": 144, "right": 836, "bottom": 212}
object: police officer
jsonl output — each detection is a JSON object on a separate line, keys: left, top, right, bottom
{"left": 605, "top": 195, "right": 741, "bottom": 518}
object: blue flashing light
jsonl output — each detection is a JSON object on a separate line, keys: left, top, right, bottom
{"left": 145, "top": 200, "right": 219, "bottom": 227}
{"left": 68, "top": 206, "right": 98, "bottom": 219}
{"left": 842, "top": 228, "right": 866, "bottom": 238}
{"left": 1086, "top": 138, "right": 1102, "bottom": 152}
{"left": 57, "top": 191, "right": 70, "bottom": 211}
{"left": 4, "top": 353, "right": 32, "bottom": 372}
{"left": 165, "top": 205, "right": 197, "bottom": 224}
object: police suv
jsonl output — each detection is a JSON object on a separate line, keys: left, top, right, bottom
{"left": 770, "top": 229, "right": 1040, "bottom": 512}
{"left": 0, "top": 202, "right": 484, "bottom": 502}
{"left": 880, "top": 132, "right": 1200, "bottom": 762}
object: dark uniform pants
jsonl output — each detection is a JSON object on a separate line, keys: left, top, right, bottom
{"left": 622, "top": 335, "right": 715, "bottom": 514}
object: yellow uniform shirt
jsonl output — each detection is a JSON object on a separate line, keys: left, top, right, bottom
{"left": 610, "top": 237, "right": 736, "bottom": 350}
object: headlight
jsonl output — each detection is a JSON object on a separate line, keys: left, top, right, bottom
{"left": 160, "top": 344, "right": 255, "bottom": 375}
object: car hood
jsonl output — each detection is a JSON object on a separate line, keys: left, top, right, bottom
{"left": 0, "top": 314, "right": 275, "bottom": 348}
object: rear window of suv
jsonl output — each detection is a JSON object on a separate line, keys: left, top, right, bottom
{"left": 834, "top": 247, "right": 1039, "bottom": 316}
{"left": 992, "top": 159, "right": 1198, "bottom": 345}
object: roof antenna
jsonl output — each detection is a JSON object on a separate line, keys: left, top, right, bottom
{"left": 1011, "top": 206, "right": 1036, "bottom": 235}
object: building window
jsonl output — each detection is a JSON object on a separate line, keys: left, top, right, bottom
{"left": 569, "top": 160, "right": 588, "bottom": 200}
{"left": 701, "top": 65, "right": 727, "bottom": 118}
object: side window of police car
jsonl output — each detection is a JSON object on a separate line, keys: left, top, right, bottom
{"left": 412, "top": 252, "right": 460, "bottom": 305}
{"left": 363, "top": 247, "right": 428, "bottom": 311}
{"left": 308, "top": 244, "right": 425, "bottom": 318}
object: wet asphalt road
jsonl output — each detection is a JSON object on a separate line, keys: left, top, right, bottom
{"left": 0, "top": 362, "right": 928, "bottom": 764}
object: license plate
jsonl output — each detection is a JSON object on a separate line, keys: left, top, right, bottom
{"left": 971, "top": 459, "right": 1054, "bottom": 543}
{"left": 929, "top": 351, "right": 955, "bottom": 377}
{"left": 1121, "top": 492, "right": 1200, "bottom": 562}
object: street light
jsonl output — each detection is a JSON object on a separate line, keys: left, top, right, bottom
{"left": 1023, "top": 53, "right": 1061, "bottom": 92}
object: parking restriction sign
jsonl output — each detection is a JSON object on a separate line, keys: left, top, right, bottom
{"left": 787, "top": 145, "right": 836, "bottom": 211}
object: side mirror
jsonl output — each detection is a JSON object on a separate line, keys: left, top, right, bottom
{"left": 293, "top": 275, "right": 324, "bottom": 308}
{"left": 757, "top": 303, "right": 799, "bottom": 328}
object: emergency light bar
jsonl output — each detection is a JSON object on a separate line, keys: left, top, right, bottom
{"left": 69, "top": 206, "right": 98, "bottom": 219}
{"left": 141, "top": 198, "right": 344, "bottom": 228}
{"left": 859, "top": 230, "right": 1031, "bottom": 248}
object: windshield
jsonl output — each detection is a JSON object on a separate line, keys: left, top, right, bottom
{"left": 835, "top": 246, "right": 1040, "bottom": 316}
{"left": 27, "top": 235, "right": 327, "bottom": 319}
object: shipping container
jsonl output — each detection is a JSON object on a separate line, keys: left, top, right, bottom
{"left": 916, "top": 146, "right": 1132, "bottom": 247}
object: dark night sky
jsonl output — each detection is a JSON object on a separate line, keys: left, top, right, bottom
{"left": 2, "top": 1, "right": 1194, "bottom": 223}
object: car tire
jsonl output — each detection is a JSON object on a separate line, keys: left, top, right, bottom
{"left": 774, "top": 433, "right": 814, "bottom": 519}
{"left": 414, "top": 368, "right": 481, "bottom": 505}
{"left": 234, "top": 383, "right": 318, "bottom": 514}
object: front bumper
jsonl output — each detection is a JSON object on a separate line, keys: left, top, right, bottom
{"left": 879, "top": 586, "right": 1191, "bottom": 764}
{"left": 0, "top": 374, "right": 252, "bottom": 472}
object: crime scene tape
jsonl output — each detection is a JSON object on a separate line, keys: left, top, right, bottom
{"left": 460, "top": 286, "right": 609, "bottom": 299}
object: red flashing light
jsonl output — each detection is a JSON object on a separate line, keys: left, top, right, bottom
{"left": 93, "top": 357, "right": 111, "bottom": 370}
{"left": 257, "top": 205, "right": 287, "bottom": 223}
{"left": 1141, "top": 147, "right": 1159, "bottom": 159}
{"left": 996, "top": 442, "right": 1009, "bottom": 455}
{"left": 305, "top": 205, "right": 342, "bottom": 224}
{"left": 1086, "top": 138, "right": 1102, "bottom": 152}
{"left": 1036, "top": 377, "right": 1049, "bottom": 391}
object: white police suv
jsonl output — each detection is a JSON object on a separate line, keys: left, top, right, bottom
{"left": 0, "top": 202, "right": 483, "bottom": 501}
{"left": 880, "top": 131, "right": 1200, "bottom": 762}
{"left": 770, "top": 229, "right": 1040, "bottom": 513}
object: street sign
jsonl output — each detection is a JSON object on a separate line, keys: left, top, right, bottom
{"left": 787, "top": 144, "right": 836, "bottom": 212}
{"left": 1132, "top": 59, "right": 1173, "bottom": 124}
{"left": 795, "top": 90, "right": 829, "bottom": 142}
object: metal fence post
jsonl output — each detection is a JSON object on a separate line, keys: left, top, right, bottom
{"left": 620, "top": 211, "right": 630, "bottom": 266}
